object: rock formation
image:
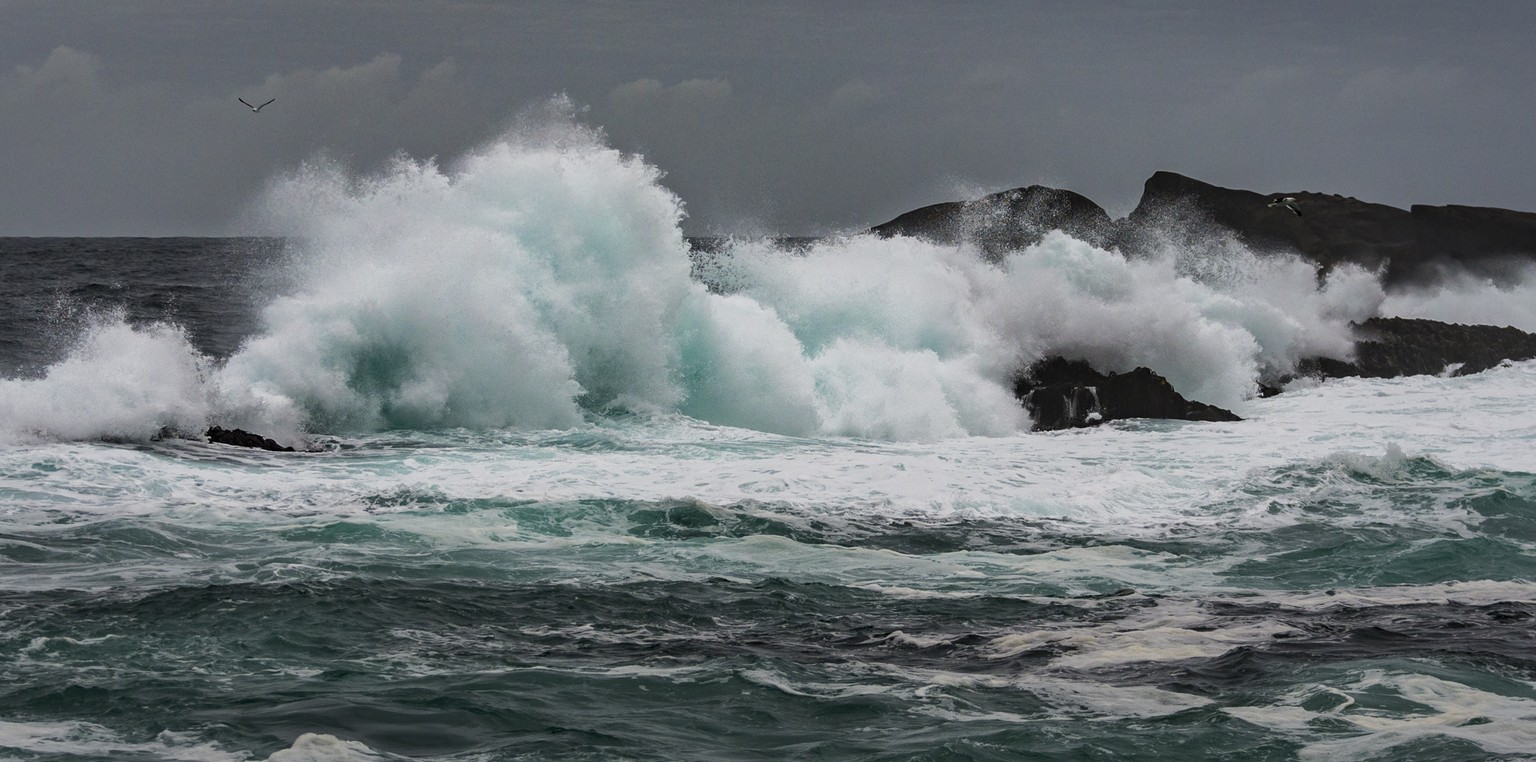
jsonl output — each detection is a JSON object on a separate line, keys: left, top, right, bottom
{"left": 1120, "top": 172, "right": 1536, "bottom": 286}
{"left": 874, "top": 173, "right": 1536, "bottom": 421}
{"left": 872, "top": 171, "right": 1536, "bottom": 286}
{"left": 205, "top": 426, "right": 295, "bottom": 452}
{"left": 1301, "top": 317, "right": 1536, "bottom": 379}
{"left": 871, "top": 185, "right": 1114, "bottom": 258}
{"left": 1014, "top": 357, "right": 1241, "bottom": 431}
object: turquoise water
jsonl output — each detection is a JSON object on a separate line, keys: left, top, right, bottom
{"left": 2, "top": 395, "right": 1534, "bottom": 760}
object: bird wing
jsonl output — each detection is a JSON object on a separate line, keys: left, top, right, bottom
{"left": 259, "top": 99, "right": 275, "bottom": 109}
{"left": 239, "top": 98, "right": 254, "bottom": 108}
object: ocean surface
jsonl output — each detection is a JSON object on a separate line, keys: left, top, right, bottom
{"left": 2, "top": 119, "right": 1535, "bottom": 761}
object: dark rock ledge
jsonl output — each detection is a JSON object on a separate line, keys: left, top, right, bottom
{"left": 871, "top": 171, "right": 1536, "bottom": 286}
{"left": 163, "top": 427, "right": 291, "bottom": 448}
{"left": 1014, "top": 317, "right": 1536, "bottom": 431}
{"left": 1300, "top": 317, "right": 1536, "bottom": 380}
{"left": 203, "top": 426, "right": 295, "bottom": 452}
{"left": 152, "top": 425, "right": 295, "bottom": 451}
{"left": 1014, "top": 357, "right": 1241, "bottom": 431}
{"left": 871, "top": 185, "right": 1115, "bottom": 259}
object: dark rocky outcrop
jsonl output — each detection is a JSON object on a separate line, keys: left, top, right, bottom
{"left": 871, "top": 185, "right": 1114, "bottom": 258}
{"left": 1300, "top": 317, "right": 1536, "bottom": 380}
{"left": 1014, "top": 357, "right": 1241, "bottom": 431}
{"left": 1121, "top": 172, "right": 1536, "bottom": 285}
{"left": 205, "top": 426, "right": 294, "bottom": 452}
{"left": 873, "top": 171, "right": 1536, "bottom": 286}
{"left": 873, "top": 173, "right": 1536, "bottom": 404}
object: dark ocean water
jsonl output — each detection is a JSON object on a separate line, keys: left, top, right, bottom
{"left": 0, "top": 238, "right": 289, "bottom": 378}
{"left": 1, "top": 222, "right": 1534, "bottom": 762}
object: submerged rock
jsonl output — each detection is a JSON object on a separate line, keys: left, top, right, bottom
{"left": 205, "top": 426, "right": 295, "bottom": 452}
{"left": 1014, "top": 357, "right": 1241, "bottom": 431}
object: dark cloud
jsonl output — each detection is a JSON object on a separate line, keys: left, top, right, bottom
{"left": 0, "top": 45, "right": 493, "bottom": 234}
{"left": 2, "top": 1, "right": 1534, "bottom": 235}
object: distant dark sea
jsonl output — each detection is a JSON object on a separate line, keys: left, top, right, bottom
{"left": 0, "top": 238, "right": 285, "bottom": 377}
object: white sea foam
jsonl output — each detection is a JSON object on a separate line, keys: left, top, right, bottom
{"left": 1226, "top": 671, "right": 1536, "bottom": 760}
{"left": 0, "top": 362, "right": 1530, "bottom": 599}
{"left": 0, "top": 314, "right": 213, "bottom": 444}
{"left": 710, "top": 228, "right": 1375, "bottom": 418}
{"left": 3, "top": 102, "right": 1536, "bottom": 762}
{"left": 985, "top": 596, "right": 1298, "bottom": 668}
{"left": 265, "top": 733, "right": 390, "bottom": 762}
{"left": 741, "top": 660, "right": 1212, "bottom": 721}
{"left": 875, "top": 664, "right": 1212, "bottom": 720}
{"left": 1269, "top": 580, "right": 1536, "bottom": 609}
{"left": 740, "top": 667, "right": 895, "bottom": 699}
{"left": 0, "top": 719, "right": 244, "bottom": 761}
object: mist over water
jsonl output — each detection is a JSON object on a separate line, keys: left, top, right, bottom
{"left": 1381, "top": 265, "right": 1536, "bottom": 332}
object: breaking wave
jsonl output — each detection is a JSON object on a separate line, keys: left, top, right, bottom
{"left": 1, "top": 99, "right": 1394, "bottom": 444}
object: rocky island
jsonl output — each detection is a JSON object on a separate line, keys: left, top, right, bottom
{"left": 874, "top": 172, "right": 1536, "bottom": 430}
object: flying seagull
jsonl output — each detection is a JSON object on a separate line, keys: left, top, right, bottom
{"left": 239, "top": 97, "right": 275, "bottom": 113}
{"left": 1268, "top": 196, "right": 1302, "bottom": 216}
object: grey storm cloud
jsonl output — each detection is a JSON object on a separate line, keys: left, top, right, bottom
{"left": 0, "top": 45, "right": 494, "bottom": 234}
{"left": 2, "top": 1, "right": 1535, "bottom": 236}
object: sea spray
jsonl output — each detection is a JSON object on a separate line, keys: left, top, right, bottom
{"left": 702, "top": 235, "right": 1028, "bottom": 438}
{"left": 1381, "top": 264, "right": 1536, "bottom": 332}
{"left": 706, "top": 230, "right": 1375, "bottom": 412}
{"left": 218, "top": 104, "right": 1034, "bottom": 441}
{"left": 0, "top": 104, "right": 1394, "bottom": 443}
{"left": 672, "top": 293, "right": 820, "bottom": 436}
{"left": 219, "top": 105, "right": 694, "bottom": 438}
{"left": 0, "top": 310, "right": 212, "bottom": 442}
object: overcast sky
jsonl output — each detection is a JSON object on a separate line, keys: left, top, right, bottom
{"left": 3, "top": 0, "right": 1534, "bottom": 236}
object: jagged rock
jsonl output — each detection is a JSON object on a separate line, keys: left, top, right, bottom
{"left": 871, "top": 174, "right": 1536, "bottom": 394}
{"left": 871, "top": 185, "right": 1114, "bottom": 258}
{"left": 1120, "top": 171, "right": 1536, "bottom": 285}
{"left": 1299, "top": 317, "right": 1536, "bottom": 379}
{"left": 206, "top": 426, "right": 294, "bottom": 452}
{"left": 873, "top": 171, "right": 1536, "bottom": 284}
{"left": 1014, "top": 357, "right": 1241, "bottom": 431}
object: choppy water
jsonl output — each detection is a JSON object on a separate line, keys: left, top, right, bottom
{"left": 3, "top": 111, "right": 1535, "bottom": 761}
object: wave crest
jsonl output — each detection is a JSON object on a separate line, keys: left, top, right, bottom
{"left": 0, "top": 101, "right": 1401, "bottom": 443}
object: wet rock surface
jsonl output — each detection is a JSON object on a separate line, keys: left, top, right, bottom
{"left": 1301, "top": 317, "right": 1536, "bottom": 379}
{"left": 1120, "top": 172, "right": 1536, "bottom": 286}
{"left": 1014, "top": 357, "right": 1241, "bottom": 431}
{"left": 875, "top": 171, "right": 1536, "bottom": 285}
{"left": 205, "top": 426, "right": 295, "bottom": 452}
{"left": 871, "top": 185, "right": 1115, "bottom": 258}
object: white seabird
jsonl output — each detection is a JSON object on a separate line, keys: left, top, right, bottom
{"left": 1268, "top": 196, "right": 1302, "bottom": 216}
{"left": 239, "top": 98, "right": 275, "bottom": 113}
